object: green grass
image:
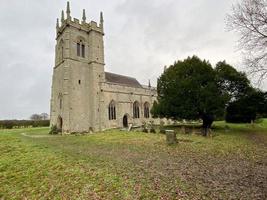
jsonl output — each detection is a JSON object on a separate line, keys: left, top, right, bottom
{"left": 0, "top": 120, "right": 267, "bottom": 199}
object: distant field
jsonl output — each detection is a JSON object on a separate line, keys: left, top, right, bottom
{"left": 0, "top": 121, "right": 266, "bottom": 199}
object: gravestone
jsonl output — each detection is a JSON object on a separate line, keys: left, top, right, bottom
{"left": 128, "top": 123, "right": 133, "bottom": 132}
{"left": 165, "top": 130, "right": 177, "bottom": 145}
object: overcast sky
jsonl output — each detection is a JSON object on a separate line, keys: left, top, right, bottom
{"left": 0, "top": 0, "right": 266, "bottom": 120}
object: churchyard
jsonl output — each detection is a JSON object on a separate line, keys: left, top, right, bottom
{"left": 0, "top": 120, "right": 266, "bottom": 199}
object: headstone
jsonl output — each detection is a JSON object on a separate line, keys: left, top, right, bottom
{"left": 165, "top": 130, "right": 177, "bottom": 145}
{"left": 180, "top": 126, "right": 186, "bottom": 134}
{"left": 128, "top": 123, "right": 133, "bottom": 132}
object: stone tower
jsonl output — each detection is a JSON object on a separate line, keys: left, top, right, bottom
{"left": 50, "top": 2, "right": 105, "bottom": 133}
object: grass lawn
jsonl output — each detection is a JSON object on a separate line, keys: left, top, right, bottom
{"left": 0, "top": 121, "right": 267, "bottom": 199}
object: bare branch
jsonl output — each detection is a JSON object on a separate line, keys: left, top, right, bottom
{"left": 227, "top": 0, "right": 267, "bottom": 83}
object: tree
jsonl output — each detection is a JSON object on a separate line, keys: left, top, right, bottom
{"left": 227, "top": 0, "right": 267, "bottom": 81}
{"left": 215, "top": 61, "right": 251, "bottom": 102}
{"left": 30, "top": 114, "right": 42, "bottom": 121}
{"left": 226, "top": 90, "right": 267, "bottom": 123}
{"left": 40, "top": 113, "right": 49, "bottom": 120}
{"left": 152, "top": 56, "right": 226, "bottom": 136}
{"left": 30, "top": 113, "right": 49, "bottom": 121}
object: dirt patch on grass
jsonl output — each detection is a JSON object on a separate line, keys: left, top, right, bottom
{"left": 246, "top": 132, "right": 267, "bottom": 147}
{"left": 21, "top": 132, "right": 57, "bottom": 138}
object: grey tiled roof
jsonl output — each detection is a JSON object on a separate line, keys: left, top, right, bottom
{"left": 105, "top": 72, "right": 143, "bottom": 88}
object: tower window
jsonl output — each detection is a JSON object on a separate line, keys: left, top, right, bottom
{"left": 81, "top": 44, "right": 85, "bottom": 58}
{"left": 78, "top": 80, "right": 81, "bottom": 84}
{"left": 77, "top": 43, "right": 80, "bottom": 56}
{"left": 77, "top": 41, "right": 85, "bottom": 58}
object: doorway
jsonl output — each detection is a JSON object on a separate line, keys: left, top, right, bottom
{"left": 123, "top": 114, "right": 128, "bottom": 127}
{"left": 57, "top": 116, "right": 63, "bottom": 131}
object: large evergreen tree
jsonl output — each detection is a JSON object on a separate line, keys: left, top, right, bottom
{"left": 215, "top": 61, "right": 251, "bottom": 102}
{"left": 226, "top": 90, "right": 267, "bottom": 123}
{"left": 152, "top": 56, "right": 225, "bottom": 136}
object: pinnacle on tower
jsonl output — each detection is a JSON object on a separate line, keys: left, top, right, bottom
{"left": 148, "top": 80, "right": 151, "bottom": 88}
{"left": 82, "top": 9, "right": 86, "bottom": 23}
{"left": 100, "top": 11, "right": 104, "bottom": 30}
{"left": 66, "top": 1, "right": 71, "bottom": 19}
{"left": 61, "top": 10, "right": 65, "bottom": 23}
{"left": 56, "top": 18, "right": 59, "bottom": 29}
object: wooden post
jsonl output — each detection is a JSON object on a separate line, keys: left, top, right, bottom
{"left": 165, "top": 130, "right": 177, "bottom": 145}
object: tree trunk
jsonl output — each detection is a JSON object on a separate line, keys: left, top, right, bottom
{"left": 202, "top": 127, "right": 208, "bottom": 137}
{"left": 201, "top": 113, "right": 214, "bottom": 137}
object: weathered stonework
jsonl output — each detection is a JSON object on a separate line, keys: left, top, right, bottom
{"left": 50, "top": 2, "right": 158, "bottom": 133}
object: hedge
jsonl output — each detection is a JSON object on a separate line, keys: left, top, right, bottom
{"left": 0, "top": 120, "right": 50, "bottom": 129}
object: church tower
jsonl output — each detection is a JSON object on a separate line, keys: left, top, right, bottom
{"left": 50, "top": 2, "right": 105, "bottom": 133}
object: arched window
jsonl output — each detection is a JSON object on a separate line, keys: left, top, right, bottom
{"left": 144, "top": 102, "right": 150, "bottom": 118}
{"left": 81, "top": 44, "right": 85, "bottom": 57}
{"left": 77, "top": 40, "right": 85, "bottom": 58}
{"left": 108, "top": 100, "right": 116, "bottom": 120}
{"left": 133, "top": 101, "right": 140, "bottom": 118}
{"left": 77, "top": 43, "right": 80, "bottom": 56}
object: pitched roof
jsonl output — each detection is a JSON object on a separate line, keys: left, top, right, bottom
{"left": 105, "top": 72, "right": 143, "bottom": 88}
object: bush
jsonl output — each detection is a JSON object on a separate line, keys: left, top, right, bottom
{"left": 142, "top": 128, "right": 149, "bottom": 133}
{"left": 226, "top": 90, "right": 267, "bottom": 123}
{"left": 5, "top": 121, "right": 14, "bottom": 129}
{"left": 150, "top": 128, "right": 156, "bottom": 133}
{"left": 160, "top": 129, "right": 166, "bottom": 134}
{"left": 149, "top": 120, "right": 156, "bottom": 133}
{"left": 141, "top": 121, "right": 148, "bottom": 133}
{"left": 0, "top": 120, "right": 50, "bottom": 129}
{"left": 49, "top": 125, "right": 59, "bottom": 135}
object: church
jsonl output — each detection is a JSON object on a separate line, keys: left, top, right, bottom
{"left": 50, "top": 2, "right": 157, "bottom": 133}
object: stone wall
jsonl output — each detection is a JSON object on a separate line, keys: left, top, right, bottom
{"left": 99, "top": 82, "right": 158, "bottom": 130}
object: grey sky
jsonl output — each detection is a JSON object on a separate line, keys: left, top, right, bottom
{"left": 0, "top": 0, "right": 265, "bottom": 120}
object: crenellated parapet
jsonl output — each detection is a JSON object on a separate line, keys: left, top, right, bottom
{"left": 56, "top": 1, "right": 104, "bottom": 39}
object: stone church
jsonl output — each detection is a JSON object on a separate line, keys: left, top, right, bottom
{"left": 50, "top": 2, "right": 157, "bottom": 133}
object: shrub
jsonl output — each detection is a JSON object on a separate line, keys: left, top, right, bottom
{"left": 0, "top": 120, "right": 50, "bottom": 129}
{"left": 142, "top": 128, "right": 149, "bottom": 133}
{"left": 160, "top": 129, "right": 166, "bottom": 134}
{"left": 5, "top": 121, "right": 14, "bottom": 129}
{"left": 150, "top": 128, "right": 156, "bottom": 133}
{"left": 49, "top": 125, "right": 59, "bottom": 135}
{"left": 226, "top": 90, "right": 267, "bottom": 123}
{"left": 141, "top": 121, "right": 148, "bottom": 133}
{"left": 149, "top": 120, "right": 156, "bottom": 133}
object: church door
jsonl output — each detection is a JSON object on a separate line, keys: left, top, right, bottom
{"left": 123, "top": 115, "right": 128, "bottom": 127}
{"left": 57, "top": 116, "right": 63, "bottom": 131}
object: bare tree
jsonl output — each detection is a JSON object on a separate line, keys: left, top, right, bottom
{"left": 227, "top": 0, "right": 267, "bottom": 82}
{"left": 30, "top": 114, "right": 42, "bottom": 121}
{"left": 40, "top": 113, "right": 49, "bottom": 120}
